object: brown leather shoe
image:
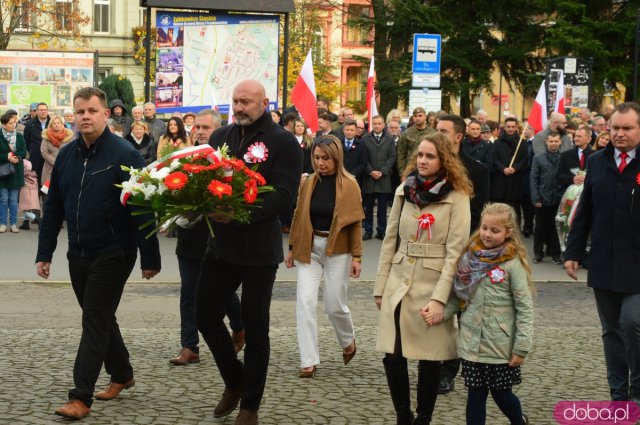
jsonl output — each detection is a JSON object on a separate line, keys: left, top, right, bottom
{"left": 169, "top": 347, "right": 200, "bottom": 365}
{"left": 232, "top": 329, "right": 245, "bottom": 353}
{"left": 343, "top": 340, "right": 356, "bottom": 365}
{"left": 54, "top": 399, "right": 91, "bottom": 419}
{"left": 298, "top": 365, "right": 317, "bottom": 378}
{"left": 214, "top": 386, "right": 243, "bottom": 418}
{"left": 95, "top": 378, "right": 135, "bottom": 400}
{"left": 234, "top": 409, "right": 259, "bottom": 425}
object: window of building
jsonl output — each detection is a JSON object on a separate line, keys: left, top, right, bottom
{"left": 93, "top": 0, "right": 110, "bottom": 34}
{"left": 311, "top": 25, "right": 324, "bottom": 64}
{"left": 97, "top": 68, "right": 111, "bottom": 85}
{"left": 15, "top": 1, "right": 32, "bottom": 32}
{"left": 56, "top": 0, "right": 73, "bottom": 32}
{"left": 345, "top": 4, "right": 371, "bottom": 45}
{"left": 346, "top": 66, "right": 367, "bottom": 102}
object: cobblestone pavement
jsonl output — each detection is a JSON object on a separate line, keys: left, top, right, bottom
{"left": 0, "top": 280, "right": 609, "bottom": 425}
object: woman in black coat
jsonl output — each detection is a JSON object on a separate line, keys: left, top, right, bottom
{"left": 125, "top": 121, "right": 157, "bottom": 165}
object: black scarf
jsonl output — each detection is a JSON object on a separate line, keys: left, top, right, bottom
{"left": 403, "top": 170, "right": 452, "bottom": 207}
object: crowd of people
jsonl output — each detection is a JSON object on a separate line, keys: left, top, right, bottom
{"left": 2, "top": 82, "right": 638, "bottom": 425}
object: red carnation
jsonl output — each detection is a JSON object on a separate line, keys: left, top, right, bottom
{"left": 244, "top": 180, "right": 258, "bottom": 204}
{"left": 183, "top": 164, "right": 206, "bottom": 174}
{"left": 164, "top": 172, "right": 189, "bottom": 190}
{"left": 207, "top": 180, "right": 232, "bottom": 198}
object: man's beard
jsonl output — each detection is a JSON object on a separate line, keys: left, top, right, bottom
{"left": 557, "top": 126, "right": 566, "bottom": 136}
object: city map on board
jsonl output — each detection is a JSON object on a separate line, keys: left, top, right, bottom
{"left": 156, "top": 12, "right": 279, "bottom": 114}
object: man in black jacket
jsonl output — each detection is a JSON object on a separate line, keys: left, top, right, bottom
{"left": 36, "top": 87, "right": 161, "bottom": 420}
{"left": 196, "top": 80, "right": 302, "bottom": 425}
{"left": 565, "top": 102, "right": 640, "bottom": 403}
{"left": 23, "top": 102, "right": 50, "bottom": 179}
{"left": 556, "top": 125, "right": 593, "bottom": 192}
{"left": 435, "top": 114, "right": 490, "bottom": 394}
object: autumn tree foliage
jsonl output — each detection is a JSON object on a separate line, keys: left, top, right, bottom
{"left": 0, "top": 0, "right": 90, "bottom": 50}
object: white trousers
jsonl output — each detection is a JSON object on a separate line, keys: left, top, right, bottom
{"left": 296, "top": 235, "right": 355, "bottom": 368}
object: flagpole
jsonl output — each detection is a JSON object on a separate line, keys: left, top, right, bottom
{"left": 508, "top": 121, "right": 529, "bottom": 168}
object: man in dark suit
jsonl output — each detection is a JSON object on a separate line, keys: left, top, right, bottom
{"left": 556, "top": 125, "right": 593, "bottom": 192}
{"left": 565, "top": 102, "right": 640, "bottom": 403}
{"left": 23, "top": 102, "right": 50, "bottom": 179}
{"left": 435, "top": 114, "right": 490, "bottom": 395}
{"left": 341, "top": 119, "right": 367, "bottom": 187}
{"left": 360, "top": 115, "right": 396, "bottom": 240}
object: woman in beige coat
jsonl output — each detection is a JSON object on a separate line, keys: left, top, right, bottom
{"left": 374, "top": 132, "right": 473, "bottom": 425}
{"left": 40, "top": 116, "right": 74, "bottom": 185}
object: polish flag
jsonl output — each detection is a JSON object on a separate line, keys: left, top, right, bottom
{"left": 527, "top": 80, "right": 547, "bottom": 134}
{"left": 211, "top": 90, "right": 219, "bottom": 112}
{"left": 366, "top": 56, "right": 378, "bottom": 130}
{"left": 228, "top": 98, "right": 235, "bottom": 124}
{"left": 554, "top": 70, "right": 566, "bottom": 115}
{"left": 290, "top": 49, "right": 318, "bottom": 133}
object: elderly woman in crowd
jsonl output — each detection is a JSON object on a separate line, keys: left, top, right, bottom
{"left": 285, "top": 135, "right": 364, "bottom": 378}
{"left": 125, "top": 121, "right": 157, "bottom": 165}
{"left": 374, "top": 132, "right": 472, "bottom": 424}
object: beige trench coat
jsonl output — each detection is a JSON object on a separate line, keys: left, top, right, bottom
{"left": 374, "top": 186, "right": 470, "bottom": 360}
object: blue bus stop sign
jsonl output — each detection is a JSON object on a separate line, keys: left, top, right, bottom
{"left": 413, "top": 34, "right": 441, "bottom": 74}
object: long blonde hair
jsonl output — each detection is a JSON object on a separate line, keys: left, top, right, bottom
{"left": 403, "top": 132, "right": 474, "bottom": 196}
{"left": 310, "top": 134, "right": 350, "bottom": 186}
{"left": 464, "top": 203, "right": 534, "bottom": 294}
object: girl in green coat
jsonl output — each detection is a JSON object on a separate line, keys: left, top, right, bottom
{"left": 0, "top": 112, "right": 27, "bottom": 233}
{"left": 425, "top": 203, "right": 534, "bottom": 425}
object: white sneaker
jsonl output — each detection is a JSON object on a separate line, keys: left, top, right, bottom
{"left": 0, "top": 224, "right": 5, "bottom": 233}
{"left": 10, "top": 224, "right": 19, "bottom": 233}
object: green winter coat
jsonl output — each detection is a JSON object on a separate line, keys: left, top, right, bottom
{"left": 444, "top": 258, "right": 534, "bottom": 363}
{"left": 0, "top": 132, "right": 27, "bottom": 189}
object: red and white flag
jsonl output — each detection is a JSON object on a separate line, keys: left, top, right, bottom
{"left": 366, "top": 56, "right": 378, "bottom": 130}
{"left": 211, "top": 90, "right": 219, "bottom": 113}
{"left": 554, "top": 70, "right": 566, "bottom": 115}
{"left": 228, "top": 98, "right": 235, "bottom": 124}
{"left": 527, "top": 80, "right": 547, "bottom": 134}
{"left": 290, "top": 49, "right": 318, "bottom": 133}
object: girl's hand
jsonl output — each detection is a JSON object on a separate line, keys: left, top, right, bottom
{"left": 284, "top": 251, "right": 295, "bottom": 269}
{"left": 509, "top": 354, "right": 525, "bottom": 367}
{"left": 374, "top": 296, "right": 382, "bottom": 310}
{"left": 350, "top": 260, "right": 361, "bottom": 278}
{"left": 420, "top": 300, "right": 444, "bottom": 326}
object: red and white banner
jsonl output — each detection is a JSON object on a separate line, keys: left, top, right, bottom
{"left": 366, "top": 56, "right": 378, "bottom": 130}
{"left": 554, "top": 71, "right": 566, "bottom": 114}
{"left": 527, "top": 80, "right": 547, "bottom": 134}
{"left": 290, "top": 49, "right": 318, "bottom": 133}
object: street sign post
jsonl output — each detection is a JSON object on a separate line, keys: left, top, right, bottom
{"left": 412, "top": 34, "right": 441, "bottom": 88}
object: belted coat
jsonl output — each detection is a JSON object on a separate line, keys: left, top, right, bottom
{"left": 374, "top": 185, "right": 470, "bottom": 360}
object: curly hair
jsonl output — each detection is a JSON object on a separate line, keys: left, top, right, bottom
{"left": 403, "top": 132, "right": 474, "bottom": 196}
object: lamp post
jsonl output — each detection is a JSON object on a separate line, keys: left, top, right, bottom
{"left": 634, "top": 8, "right": 640, "bottom": 102}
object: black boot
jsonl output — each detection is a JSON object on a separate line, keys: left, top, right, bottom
{"left": 414, "top": 360, "right": 441, "bottom": 425}
{"left": 19, "top": 220, "right": 30, "bottom": 230}
{"left": 383, "top": 357, "right": 414, "bottom": 425}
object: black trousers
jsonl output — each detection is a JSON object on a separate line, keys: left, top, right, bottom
{"left": 196, "top": 252, "right": 277, "bottom": 411}
{"left": 67, "top": 249, "right": 137, "bottom": 407}
{"left": 177, "top": 256, "right": 243, "bottom": 353}
{"left": 533, "top": 204, "right": 561, "bottom": 258}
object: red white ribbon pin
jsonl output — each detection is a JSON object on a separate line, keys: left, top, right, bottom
{"left": 417, "top": 213, "right": 435, "bottom": 240}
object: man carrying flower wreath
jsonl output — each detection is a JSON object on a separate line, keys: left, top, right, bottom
{"left": 35, "top": 87, "right": 161, "bottom": 420}
{"left": 195, "top": 80, "right": 302, "bottom": 425}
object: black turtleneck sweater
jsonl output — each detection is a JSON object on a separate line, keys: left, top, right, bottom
{"left": 310, "top": 174, "right": 336, "bottom": 231}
